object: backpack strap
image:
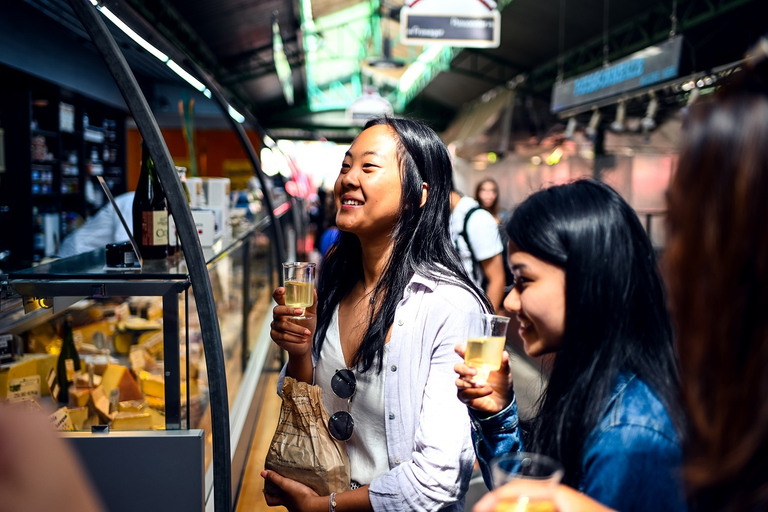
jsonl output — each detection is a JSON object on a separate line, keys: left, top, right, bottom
{"left": 459, "top": 206, "right": 483, "bottom": 282}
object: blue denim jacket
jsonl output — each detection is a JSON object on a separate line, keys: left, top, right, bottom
{"left": 470, "top": 374, "right": 687, "bottom": 512}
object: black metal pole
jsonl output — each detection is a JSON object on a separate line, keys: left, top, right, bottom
{"left": 65, "top": 1, "right": 231, "bottom": 510}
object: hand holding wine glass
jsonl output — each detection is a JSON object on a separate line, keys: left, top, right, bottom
{"left": 271, "top": 263, "right": 317, "bottom": 361}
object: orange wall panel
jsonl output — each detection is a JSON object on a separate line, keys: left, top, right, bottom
{"left": 126, "top": 128, "right": 261, "bottom": 190}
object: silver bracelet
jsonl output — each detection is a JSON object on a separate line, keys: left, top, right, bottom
{"left": 329, "top": 492, "right": 337, "bottom": 512}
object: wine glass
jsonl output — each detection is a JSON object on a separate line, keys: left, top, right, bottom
{"left": 490, "top": 452, "right": 564, "bottom": 512}
{"left": 464, "top": 313, "right": 510, "bottom": 383}
{"left": 282, "top": 262, "right": 316, "bottom": 320}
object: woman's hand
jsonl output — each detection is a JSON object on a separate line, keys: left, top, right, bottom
{"left": 261, "top": 470, "right": 323, "bottom": 512}
{"left": 473, "top": 482, "right": 615, "bottom": 512}
{"left": 454, "top": 345, "right": 514, "bottom": 414}
{"left": 270, "top": 287, "right": 318, "bottom": 360}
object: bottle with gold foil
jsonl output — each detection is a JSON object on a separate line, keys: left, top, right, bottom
{"left": 56, "top": 315, "right": 80, "bottom": 404}
{"left": 132, "top": 141, "right": 168, "bottom": 259}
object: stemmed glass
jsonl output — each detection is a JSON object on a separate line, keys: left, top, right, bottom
{"left": 282, "top": 262, "right": 316, "bottom": 320}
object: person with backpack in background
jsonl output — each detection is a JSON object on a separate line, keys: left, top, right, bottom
{"left": 450, "top": 188, "right": 507, "bottom": 313}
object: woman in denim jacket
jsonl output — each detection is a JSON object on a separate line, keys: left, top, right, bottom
{"left": 455, "top": 180, "right": 687, "bottom": 511}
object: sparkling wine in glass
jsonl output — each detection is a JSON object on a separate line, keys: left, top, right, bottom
{"left": 491, "top": 452, "right": 563, "bottom": 512}
{"left": 283, "top": 262, "right": 316, "bottom": 320}
{"left": 465, "top": 313, "right": 510, "bottom": 383}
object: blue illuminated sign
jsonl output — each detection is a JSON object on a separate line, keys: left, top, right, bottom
{"left": 551, "top": 36, "right": 683, "bottom": 113}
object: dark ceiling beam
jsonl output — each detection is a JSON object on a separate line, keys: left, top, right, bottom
{"left": 220, "top": 45, "right": 304, "bottom": 86}
{"left": 449, "top": 50, "right": 527, "bottom": 85}
{"left": 525, "top": 0, "right": 757, "bottom": 94}
{"left": 121, "top": 0, "right": 221, "bottom": 76}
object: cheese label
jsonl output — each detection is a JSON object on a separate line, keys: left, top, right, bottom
{"left": 129, "top": 346, "right": 146, "bottom": 372}
{"left": 65, "top": 359, "right": 76, "bottom": 381}
{"left": 109, "top": 388, "right": 120, "bottom": 414}
{"left": 46, "top": 367, "right": 59, "bottom": 402}
{"left": 49, "top": 407, "right": 74, "bottom": 431}
{"left": 8, "top": 375, "right": 41, "bottom": 403}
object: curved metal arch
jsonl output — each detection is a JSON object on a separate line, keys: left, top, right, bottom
{"left": 65, "top": 1, "right": 232, "bottom": 510}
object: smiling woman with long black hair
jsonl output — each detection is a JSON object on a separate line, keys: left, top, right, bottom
{"left": 455, "top": 180, "right": 687, "bottom": 511}
{"left": 265, "top": 117, "right": 491, "bottom": 512}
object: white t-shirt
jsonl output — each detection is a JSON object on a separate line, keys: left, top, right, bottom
{"left": 315, "top": 306, "right": 390, "bottom": 485}
{"left": 58, "top": 192, "right": 135, "bottom": 257}
{"left": 449, "top": 195, "right": 503, "bottom": 287}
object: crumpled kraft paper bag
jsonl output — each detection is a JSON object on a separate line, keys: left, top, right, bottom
{"left": 264, "top": 377, "right": 351, "bottom": 496}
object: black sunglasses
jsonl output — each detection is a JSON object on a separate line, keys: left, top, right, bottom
{"left": 328, "top": 369, "right": 356, "bottom": 441}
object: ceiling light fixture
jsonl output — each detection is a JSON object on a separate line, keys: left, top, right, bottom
{"left": 641, "top": 92, "right": 658, "bottom": 132}
{"left": 585, "top": 107, "right": 601, "bottom": 139}
{"left": 610, "top": 100, "right": 626, "bottom": 132}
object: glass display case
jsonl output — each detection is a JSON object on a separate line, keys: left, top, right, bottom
{"left": 0, "top": 212, "right": 280, "bottom": 512}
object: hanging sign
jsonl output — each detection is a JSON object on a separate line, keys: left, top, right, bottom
{"left": 400, "top": 0, "right": 501, "bottom": 48}
{"left": 551, "top": 36, "right": 684, "bottom": 113}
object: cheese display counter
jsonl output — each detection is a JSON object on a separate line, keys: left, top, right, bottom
{"left": 0, "top": 212, "right": 282, "bottom": 511}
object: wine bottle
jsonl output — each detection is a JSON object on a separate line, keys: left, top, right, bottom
{"left": 132, "top": 141, "right": 168, "bottom": 259}
{"left": 56, "top": 315, "right": 80, "bottom": 404}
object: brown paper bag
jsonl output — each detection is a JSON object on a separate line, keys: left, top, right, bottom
{"left": 264, "top": 377, "right": 351, "bottom": 496}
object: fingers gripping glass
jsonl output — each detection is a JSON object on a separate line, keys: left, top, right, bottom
{"left": 328, "top": 369, "right": 356, "bottom": 442}
{"left": 282, "top": 262, "right": 316, "bottom": 320}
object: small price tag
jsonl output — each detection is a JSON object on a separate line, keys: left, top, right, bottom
{"left": 46, "top": 367, "right": 60, "bottom": 403}
{"left": 73, "top": 330, "right": 84, "bottom": 347}
{"left": 109, "top": 388, "right": 120, "bottom": 414}
{"left": 49, "top": 406, "right": 74, "bottom": 431}
{"left": 8, "top": 375, "right": 41, "bottom": 403}
{"left": 0, "top": 334, "right": 14, "bottom": 363}
{"left": 129, "top": 346, "right": 146, "bottom": 372}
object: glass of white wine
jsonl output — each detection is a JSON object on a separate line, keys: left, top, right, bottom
{"left": 464, "top": 313, "right": 511, "bottom": 383}
{"left": 490, "top": 452, "right": 564, "bottom": 512}
{"left": 282, "top": 262, "right": 316, "bottom": 320}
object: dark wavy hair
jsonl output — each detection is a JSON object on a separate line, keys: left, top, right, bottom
{"left": 315, "top": 117, "right": 491, "bottom": 372}
{"left": 507, "top": 179, "right": 683, "bottom": 487}
{"left": 475, "top": 178, "right": 500, "bottom": 218}
{"left": 665, "top": 40, "right": 768, "bottom": 512}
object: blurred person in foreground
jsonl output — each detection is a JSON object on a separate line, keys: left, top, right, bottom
{"left": 266, "top": 117, "right": 490, "bottom": 511}
{"left": 456, "top": 180, "right": 686, "bottom": 511}
{"left": 473, "top": 37, "right": 768, "bottom": 512}
{"left": 0, "top": 407, "right": 104, "bottom": 512}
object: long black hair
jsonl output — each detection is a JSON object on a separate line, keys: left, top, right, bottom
{"left": 507, "top": 179, "right": 684, "bottom": 486}
{"left": 315, "top": 117, "right": 491, "bottom": 373}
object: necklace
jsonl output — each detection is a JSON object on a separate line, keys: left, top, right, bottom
{"left": 362, "top": 280, "right": 376, "bottom": 305}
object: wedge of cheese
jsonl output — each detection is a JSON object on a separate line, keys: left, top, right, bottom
{"left": 110, "top": 411, "right": 152, "bottom": 431}
{"left": 0, "top": 358, "right": 38, "bottom": 400}
{"left": 146, "top": 406, "right": 165, "bottom": 430}
{"left": 68, "top": 407, "right": 89, "bottom": 430}
{"left": 145, "top": 395, "right": 165, "bottom": 411}
{"left": 139, "top": 370, "right": 164, "bottom": 398}
{"left": 68, "top": 386, "right": 90, "bottom": 408}
{"left": 0, "top": 353, "right": 58, "bottom": 399}
{"left": 118, "top": 399, "right": 147, "bottom": 413}
{"left": 89, "top": 385, "right": 111, "bottom": 422}
{"left": 100, "top": 364, "right": 142, "bottom": 401}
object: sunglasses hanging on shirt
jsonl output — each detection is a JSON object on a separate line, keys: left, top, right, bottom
{"left": 328, "top": 369, "right": 356, "bottom": 441}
